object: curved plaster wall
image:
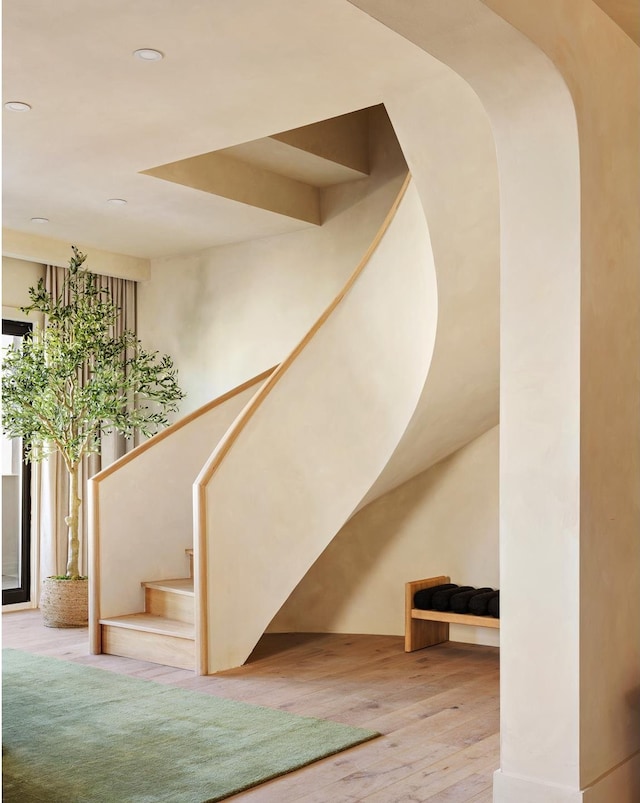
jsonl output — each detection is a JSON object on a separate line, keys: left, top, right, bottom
{"left": 139, "top": 51, "right": 502, "bottom": 486}
{"left": 197, "top": 180, "right": 437, "bottom": 672}
{"left": 360, "top": 74, "right": 500, "bottom": 505}
{"left": 139, "top": 108, "right": 409, "bottom": 411}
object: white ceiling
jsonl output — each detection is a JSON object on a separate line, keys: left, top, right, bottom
{"left": 4, "top": 0, "right": 637, "bottom": 263}
{"left": 2, "top": 0, "right": 433, "bottom": 260}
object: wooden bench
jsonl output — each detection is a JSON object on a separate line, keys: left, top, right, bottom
{"left": 405, "top": 575, "right": 500, "bottom": 652}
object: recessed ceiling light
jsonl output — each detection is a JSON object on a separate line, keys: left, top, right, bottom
{"left": 31, "top": 217, "right": 49, "bottom": 224}
{"left": 5, "top": 101, "right": 32, "bottom": 112}
{"left": 107, "top": 198, "right": 127, "bottom": 206}
{"left": 133, "top": 48, "right": 164, "bottom": 62}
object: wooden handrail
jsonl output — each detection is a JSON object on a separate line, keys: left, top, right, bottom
{"left": 193, "top": 172, "right": 412, "bottom": 674}
{"left": 90, "top": 365, "right": 277, "bottom": 484}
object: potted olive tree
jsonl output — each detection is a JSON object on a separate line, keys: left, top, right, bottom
{"left": 1, "top": 247, "right": 185, "bottom": 626}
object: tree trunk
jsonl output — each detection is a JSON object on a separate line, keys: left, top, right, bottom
{"left": 65, "top": 464, "right": 82, "bottom": 579}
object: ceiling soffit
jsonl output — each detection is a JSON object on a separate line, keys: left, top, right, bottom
{"left": 141, "top": 108, "right": 372, "bottom": 226}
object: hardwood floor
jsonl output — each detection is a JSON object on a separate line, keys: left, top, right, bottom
{"left": 2, "top": 609, "right": 499, "bottom": 802}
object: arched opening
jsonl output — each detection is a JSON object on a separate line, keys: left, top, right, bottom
{"left": 348, "top": 2, "right": 639, "bottom": 800}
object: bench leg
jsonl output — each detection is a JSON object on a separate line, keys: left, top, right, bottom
{"left": 405, "top": 576, "right": 451, "bottom": 652}
{"left": 405, "top": 618, "right": 449, "bottom": 652}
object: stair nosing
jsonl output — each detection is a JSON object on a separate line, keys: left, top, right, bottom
{"left": 99, "top": 613, "right": 195, "bottom": 640}
{"left": 141, "top": 578, "right": 194, "bottom": 596}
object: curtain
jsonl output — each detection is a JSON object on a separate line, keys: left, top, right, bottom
{"left": 36, "top": 266, "right": 137, "bottom": 587}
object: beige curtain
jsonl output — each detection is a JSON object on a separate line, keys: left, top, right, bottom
{"left": 37, "top": 267, "right": 137, "bottom": 586}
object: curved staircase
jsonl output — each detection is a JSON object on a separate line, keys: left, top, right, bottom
{"left": 89, "top": 174, "right": 439, "bottom": 673}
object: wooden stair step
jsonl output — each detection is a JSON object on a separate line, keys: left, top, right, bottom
{"left": 100, "top": 613, "right": 195, "bottom": 670}
{"left": 100, "top": 613, "right": 194, "bottom": 639}
{"left": 142, "top": 578, "right": 194, "bottom": 595}
{"left": 142, "top": 579, "right": 194, "bottom": 624}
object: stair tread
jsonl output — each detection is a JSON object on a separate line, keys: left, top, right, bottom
{"left": 142, "top": 577, "right": 194, "bottom": 595}
{"left": 100, "top": 613, "right": 195, "bottom": 639}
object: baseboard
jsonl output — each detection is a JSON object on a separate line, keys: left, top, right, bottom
{"left": 493, "top": 770, "right": 582, "bottom": 802}
{"left": 493, "top": 753, "right": 640, "bottom": 803}
{"left": 2, "top": 601, "right": 37, "bottom": 612}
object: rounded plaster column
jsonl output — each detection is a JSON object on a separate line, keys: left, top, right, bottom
{"left": 349, "top": 1, "right": 640, "bottom": 800}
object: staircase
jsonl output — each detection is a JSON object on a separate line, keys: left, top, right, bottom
{"left": 98, "top": 549, "right": 195, "bottom": 670}
{"left": 90, "top": 175, "right": 437, "bottom": 675}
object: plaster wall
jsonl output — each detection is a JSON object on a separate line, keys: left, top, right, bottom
{"left": 138, "top": 107, "right": 408, "bottom": 412}
{"left": 480, "top": 0, "right": 640, "bottom": 789}
{"left": 2, "top": 233, "right": 149, "bottom": 281}
{"left": 2, "top": 257, "right": 45, "bottom": 317}
{"left": 349, "top": 0, "right": 639, "bottom": 797}
{"left": 360, "top": 75, "right": 499, "bottom": 504}
{"left": 139, "top": 77, "right": 501, "bottom": 491}
{"left": 270, "top": 425, "right": 499, "bottom": 647}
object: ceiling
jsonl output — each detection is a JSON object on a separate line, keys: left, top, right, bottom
{"left": 1, "top": 0, "right": 431, "bottom": 261}
{"left": 4, "top": 0, "right": 637, "bottom": 264}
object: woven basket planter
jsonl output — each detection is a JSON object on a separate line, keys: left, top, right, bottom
{"left": 40, "top": 577, "right": 89, "bottom": 628}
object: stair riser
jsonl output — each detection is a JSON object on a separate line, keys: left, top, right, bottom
{"left": 145, "top": 588, "right": 194, "bottom": 624}
{"left": 101, "top": 624, "right": 194, "bottom": 670}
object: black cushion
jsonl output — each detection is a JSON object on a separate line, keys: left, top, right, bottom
{"left": 468, "top": 590, "right": 499, "bottom": 616}
{"left": 413, "top": 584, "right": 458, "bottom": 610}
{"left": 432, "top": 586, "right": 475, "bottom": 611}
{"left": 450, "top": 588, "right": 494, "bottom": 614}
{"left": 487, "top": 592, "right": 500, "bottom": 618}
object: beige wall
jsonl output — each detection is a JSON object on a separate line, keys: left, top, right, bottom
{"left": 2, "top": 231, "right": 149, "bottom": 281}
{"left": 482, "top": 2, "right": 640, "bottom": 798}
{"left": 270, "top": 425, "right": 499, "bottom": 647}
{"left": 2, "top": 256, "right": 45, "bottom": 320}
{"left": 361, "top": 74, "right": 499, "bottom": 503}
{"left": 348, "top": 1, "right": 639, "bottom": 799}
{"left": 138, "top": 107, "right": 408, "bottom": 412}
{"left": 482, "top": 2, "right": 640, "bottom": 791}
{"left": 139, "top": 73, "right": 501, "bottom": 485}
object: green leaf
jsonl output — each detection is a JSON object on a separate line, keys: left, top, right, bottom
{"left": 2, "top": 248, "right": 186, "bottom": 467}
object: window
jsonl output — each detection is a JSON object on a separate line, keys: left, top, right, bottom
{"left": 2, "top": 319, "right": 33, "bottom": 605}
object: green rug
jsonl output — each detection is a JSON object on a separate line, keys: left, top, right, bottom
{"left": 2, "top": 648, "right": 378, "bottom": 802}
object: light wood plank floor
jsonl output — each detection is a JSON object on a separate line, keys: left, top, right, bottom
{"left": 2, "top": 609, "right": 499, "bottom": 802}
